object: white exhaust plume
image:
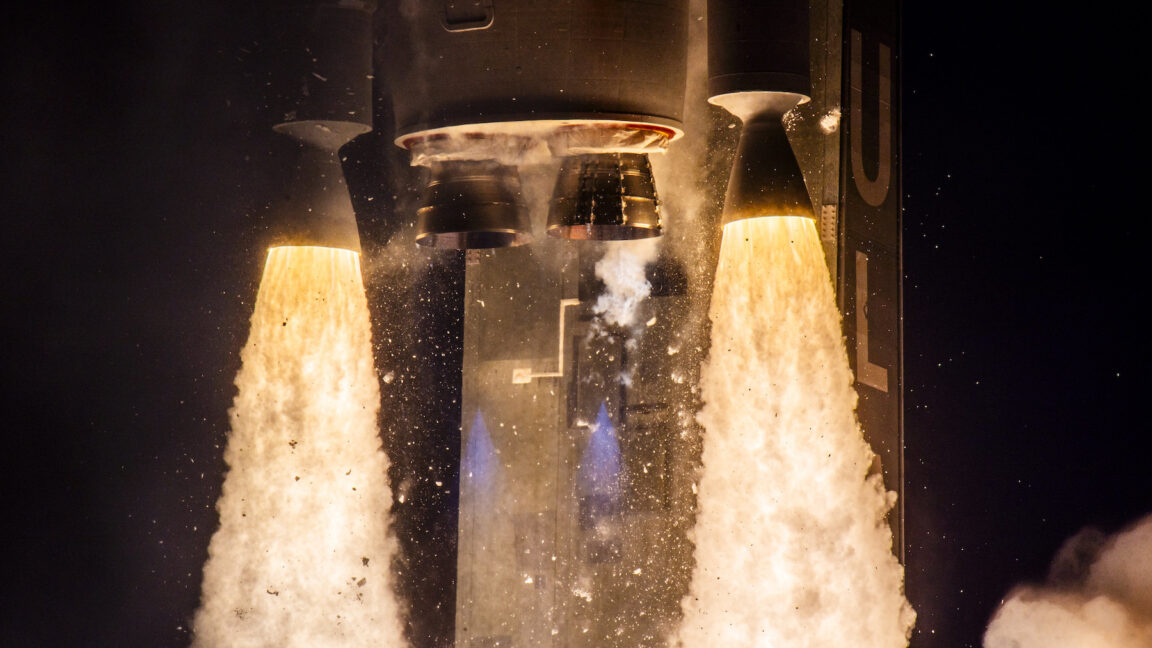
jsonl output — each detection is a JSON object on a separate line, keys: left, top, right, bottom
{"left": 676, "top": 217, "right": 914, "bottom": 647}
{"left": 593, "top": 237, "right": 661, "bottom": 330}
{"left": 193, "top": 246, "right": 406, "bottom": 648}
{"left": 984, "top": 514, "right": 1152, "bottom": 648}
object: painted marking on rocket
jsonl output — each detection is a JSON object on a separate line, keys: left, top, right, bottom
{"left": 511, "top": 299, "right": 581, "bottom": 383}
{"left": 850, "top": 29, "right": 893, "bottom": 208}
{"left": 855, "top": 250, "right": 889, "bottom": 392}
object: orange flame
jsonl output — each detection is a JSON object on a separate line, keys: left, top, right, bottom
{"left": 193, "top": 246, "right": 406, "bottom": 647}
{"left": 677, "top": 217, "right": 914, "bottom": 647}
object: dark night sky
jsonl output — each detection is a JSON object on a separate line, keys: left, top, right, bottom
{"left": 902, "top": 4, "right": 1149, "bottom": 647}
{"left": 2, "top": 2, "right": 1148, "bottom": 648}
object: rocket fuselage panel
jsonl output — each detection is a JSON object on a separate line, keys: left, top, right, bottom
{"left": 384, "top": 0, "right": 689, "bottom": 136}
{"left": 837, "top": 0, "right": 904, "bottom": 557}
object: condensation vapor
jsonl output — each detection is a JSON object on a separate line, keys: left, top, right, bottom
{"left": 676, "top": 217, "right": 914, "bottom": 647}
{"left": 193, "top": 246, "right": 406, "bottom": 648}
{"left": 984, "top": 514, "right": 1152, "bottom": 648}
{"left": 593, "top": 237, "right": 661, "bottom": 330}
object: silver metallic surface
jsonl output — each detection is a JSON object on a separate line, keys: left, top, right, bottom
{"left": 416, "top": 161, "right": 533, "bottom": 249}
{"left": 547, "top": 153, "right": 662, "bottom": 240}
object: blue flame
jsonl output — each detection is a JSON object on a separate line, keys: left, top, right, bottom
{"left": 463, "top": 411, "right": 499, "bottom": 492}
{"left": 577, "top": 403, "right": 623, "bottom": 498}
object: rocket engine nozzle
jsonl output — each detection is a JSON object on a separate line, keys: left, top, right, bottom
{"left": 268, "top": 146, "right": 362, "bottom": 252}
{"left": 416, "top": 161, "right": 533, "bottom": 249}
{"left": 713, "top": 93, "right": 814, "bottom": 225}
{"left": 707, "top": 0, "right": 814, "bottom": 226}
{"left": 263, "top": 0, "right": 375, "bottom": 253}
{"left": 546, "top": 152, "right": 662, "bottom": 241}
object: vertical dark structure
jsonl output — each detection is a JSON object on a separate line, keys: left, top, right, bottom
{"left": 357, "top": 2, "right": 903, "bottom": 645}
{"left": 837, "top": 0, "right": 903, "bottom": 555}
{"left": 266, "top": 0, "right": 374, "bottom": 251}
{"left": 372, "top": 2, "right": 691, "bottom": 644}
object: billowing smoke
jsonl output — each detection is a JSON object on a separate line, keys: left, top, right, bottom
{"left": 592, "top": 237, "right": 661, "bottom": 330}
{"left": 193, "top": 246, "right": 406, "bottom": 647}
{"left": 984, "top": 514, "right": 1152, "bottom": 648}
{"left": 676, "top": 217, "right": 914, "bottom": 647}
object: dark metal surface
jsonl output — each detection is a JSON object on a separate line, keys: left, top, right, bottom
{"left": 270, "top": 2, "right": 374, "bottom": 148}
{"left": 416, "top": 161, "right": 533, "bottom": 249}
{"left": 707, "top": 0, "right": 810, "bottom": 98}
{"left": 266, "top": 145, "right": 363, "bottom": 251}
{"left": 261, "top": 0, "right": 376, "bottom": 251}
{"left": 385, "top": 0, "right": 689, "bottom": 136}
{"left": 719, "top": 104, "right": 814, "bottom": 225}
{"left": 837, "top": 0, "right": 904, "bottom": 559}
{"left": 547, "top": 153, "right": 662, "bottom": 240}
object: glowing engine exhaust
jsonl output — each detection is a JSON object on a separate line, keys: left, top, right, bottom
{"left": 676, "top": 1, "right": 914, "bottom": 646}
{"left": 193, "top": 247, "right": 405, "bottom": 647}
{"left": 193, "top": 3, "right": 406, "bottom": 645}
{"left": 677, "top": 217, "right": 914, "bottom": 647}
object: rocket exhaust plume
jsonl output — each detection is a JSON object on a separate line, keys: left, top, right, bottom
{"left": 676, "top": 217, "right": 914, "bottom": 647}
{"left": 193, "top": 246, "right": 406, "bottom": 647}
{"left": 984, "top": 514, "right": 1152, "bottom": 648}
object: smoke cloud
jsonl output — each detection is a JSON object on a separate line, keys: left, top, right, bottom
{"left": 592, "top": 237, "right": 661, "bottom": 330}
{"left": 984, "top": 514, "right": 1152, "bottom": 648}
